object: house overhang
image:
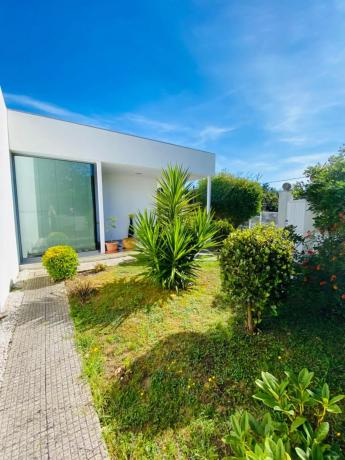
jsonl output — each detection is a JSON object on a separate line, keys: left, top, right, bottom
{"left": 7, "top": 109, "right": 215, "bottom": 178}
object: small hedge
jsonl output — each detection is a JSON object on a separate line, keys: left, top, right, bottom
{"left": 42, "top": 245, "right": 78, "bottom": 282}
{"left": 214, "top": 219, "right": 234, "bottom": 244}
{"left": 219, "top": 225, "right": 294, "bottom": 333}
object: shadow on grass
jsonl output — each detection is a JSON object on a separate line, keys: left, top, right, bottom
{"left": 117, "top": 258, "right": 145, "bottom": 268}
{"left": 70, "top": 276, "right": 171, "bottom": 331}
{"left": 100, "top": 295, "right": 345, "bottom": 443}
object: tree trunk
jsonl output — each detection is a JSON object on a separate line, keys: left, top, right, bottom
{"left": 246, "top": 305, "right": 255, "bottom": 334}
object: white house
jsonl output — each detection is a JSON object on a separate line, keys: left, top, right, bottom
{"left": 0, "top": 88, "right": 215, "bottom": 310}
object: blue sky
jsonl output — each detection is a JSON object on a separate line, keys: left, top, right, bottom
{"left": 2, "top": 0, "right": 345, "bottom": 185}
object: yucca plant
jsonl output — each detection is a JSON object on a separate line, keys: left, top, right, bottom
{"left": 135, "top": 164, "right": 217, "bottom": 290}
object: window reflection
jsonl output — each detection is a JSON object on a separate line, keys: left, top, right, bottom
{"left": 14, "top": 155, "right": 97, "bottom": 259}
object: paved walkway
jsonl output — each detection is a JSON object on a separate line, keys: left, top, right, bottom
{"left": 0, "top": 273, "right": 108, "bottom": 459}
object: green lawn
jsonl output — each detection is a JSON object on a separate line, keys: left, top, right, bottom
{"left": 69, "top": 259, "right": 345, "bottom": 459}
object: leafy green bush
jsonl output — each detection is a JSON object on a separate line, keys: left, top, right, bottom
{"left": 135, "top": 164, "right": 217, "bottom": 290}
{"left": 297, "top": 226, "right": 345, "bottom": 314}
{"left": 262, "top": 183, "right": 279, "bottom": 212}
{"left": 214, "top": 219, "right": 234, "bottom": 244}
{"left": 42, "top": 245, "right": 78, "bottom": 281}
{"left": 219, "top": 225, "right": 294, "bottom": 333}
{"left": 224, "top": 368, "right": 344, "bottom": 459}
{"left": 198, "top": 173, "right": 263, "bottom": 227}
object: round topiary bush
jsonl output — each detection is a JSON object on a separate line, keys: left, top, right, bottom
{"left": 219, "top": 225, "right": 294, "bottom": 333}
{"left": 42, "top": 245, "right": 78, "bottom": 282}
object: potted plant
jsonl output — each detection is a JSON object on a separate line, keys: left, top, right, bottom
{"left": 122, "top": 213, "right": 136, "bottom": 250}
{"left": 105, "top": 216, "right": 118, "bottom": 253}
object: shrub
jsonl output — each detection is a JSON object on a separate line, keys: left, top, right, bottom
{"left": 42, "top": 245, "right": 78, "bottom": 282}
{"left": 262, "top": 183, "right": 279, "bottom": 212}
{"left": 297, "top": 226, "right": 345, "bottom": 314}
{"left": 284, "top": 224, "right": 305, "bottom": 246}
{"left": 214, "top": 219, "right": 234, "bottom": 244}
{"left": 68, "top": 278, "right": 97, "bottom": 304}
{"left": 224, "top": 368, "right": 344, "bottom": 459}
{"left": 135, "top": 164, "right": 217, "bottom": 290}
{"left": 93, "top": 262, "right": 107, "bottom": 273}
{"left": 198, "top": 173, "right": 263, "bottom": 227}
{"left": 219, "top": 225, "right": 294, "bottom": 333}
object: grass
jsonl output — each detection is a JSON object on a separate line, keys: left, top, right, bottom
{"left": 69, "top": 259, "right": 345, "bottom": 459}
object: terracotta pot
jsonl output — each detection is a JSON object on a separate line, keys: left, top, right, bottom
{"left": 105, "top": 241, "right": 118, "bottom": 253}
{"left": 122, "top": 237, "right": 136, "bottom": 250}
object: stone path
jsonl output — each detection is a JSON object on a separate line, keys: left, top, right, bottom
{"left": 0, "top": 274, "right": 108, "bottom": 459}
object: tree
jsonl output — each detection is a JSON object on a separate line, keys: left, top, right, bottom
{"left": 198, "top": 173, "right": 263, "bottom": 227}
{"left": 262, "top": 183, "right": 278, "bottom": 212}
{"left": 294, "top": 148, "right": 345, "bottom": 231}
{"left": 135, "top": 165, "right": 217, "bottom": 291}
{"left": 219, "top": 225, "right": 294, "bottom": 333}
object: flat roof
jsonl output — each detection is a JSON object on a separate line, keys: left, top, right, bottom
{"left": 7, "top": 108, "right": 215, "bottom": 158}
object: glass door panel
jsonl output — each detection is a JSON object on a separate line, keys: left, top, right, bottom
{"left": 13, "top": 155, "right": 97, "bottom": 259}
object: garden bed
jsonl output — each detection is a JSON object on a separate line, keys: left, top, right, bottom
{"left": 69, "top": 259, "right": 345, "bottom": 459}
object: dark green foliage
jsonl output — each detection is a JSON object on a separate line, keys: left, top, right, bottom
{"left": 224, "top": 369, "right": 344, "bottom": 459}
{"left": 219, "top": 225, "right": 294, "bottom": 332}
{"left": 128, "top": 214, "right": 135, "bottom": 238}
{"left": 214, "top": 219, "right": 234, "bottom": 243}
{"left": 296, "top": 226, "right": 345, "bottom": 315}
{"left": 42, "top": 245, "right": 78, "bottom": 281}
{"left": 135, "top": 165, "right": 217, "bottom": 290}
{"left": 293, "top": 149, "right": 345, "bottom": 231}
{"left": 262, "top": 183, "right": 279, "bottom": 212}
{"left": 198, "top": 173, "right": 263, "bottom": 227}
{"left": 284, "top": 225, "right": 305, "bottom": 246}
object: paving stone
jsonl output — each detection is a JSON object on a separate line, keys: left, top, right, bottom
{"left": 0, "top": 274, "right": 108, "bottom": 459}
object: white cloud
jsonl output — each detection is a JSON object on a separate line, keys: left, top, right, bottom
{"left": 282, "top": 152, "right": 330, "bottom": 165}
{"left": 196, "top": 125, "right": 235, "bottom": 146}
{"left": 4, "top": 92, "right": 108, "bottom": 128}
{"left": 4, "top": 92, "right": 235, "bottom": 151}
{"left": 6, "top": 93, "right": 80, "bottom": 119}
{"left": 120, "top": 113, "right": 179, "bottom": 133}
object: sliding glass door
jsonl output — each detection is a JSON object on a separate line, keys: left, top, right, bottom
{"left": 13, "top": 155, "right": 97, "bottom": 259}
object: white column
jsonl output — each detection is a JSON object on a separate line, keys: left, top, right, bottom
{"left": 277, "top": 190, "right": 293, "bottom": 228}
{"left": 96, "top": 161, "right": 105, "bottom": 253}
{"left": 206, "top": 176, "right": 211, "bottom": 214}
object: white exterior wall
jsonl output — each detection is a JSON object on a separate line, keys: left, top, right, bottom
{"left": 0, "top": 91, "right": 19, "bottom": 310}
{"left": 7, "top": 110, "right": 215, "bottom": 177}
{"left": 286, "top": 199, "right": 315, "bottom": 236}
{"left": 103, "top": 172, "right": 156, "bottom": 240}
{"left": 278, "top": 190, "right": 315, "bottom": 236}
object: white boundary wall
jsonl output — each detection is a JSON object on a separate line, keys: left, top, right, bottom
{"left": 0, "top": 90, "right": 19, "bottom": 311}
{"left": 277, "top": 190, "right": 315, "bottom": 235}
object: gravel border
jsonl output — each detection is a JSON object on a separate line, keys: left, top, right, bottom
{"left": 0, "top": 288, "right": 24, "bottom": 388}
